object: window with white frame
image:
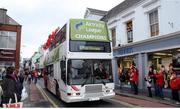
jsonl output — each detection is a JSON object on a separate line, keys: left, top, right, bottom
{"left": 111, "top": 28, "right": 116, "bottom": 47}
{"left": 0, "top": 31, "right": 17, "bottom": 49}
{"left": 149, "top": 10, "right": 159, "bottom": 37}
{"left": 126, "top": 21, "right": 133, "bottom": 43}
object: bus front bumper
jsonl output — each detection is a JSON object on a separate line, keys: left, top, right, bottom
{"left": 65, "top": 92, "right": 115, "bottom": 103}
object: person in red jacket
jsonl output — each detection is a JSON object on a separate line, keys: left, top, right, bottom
{"left": 170, "top": 72, "right": 180, "bottom": 104}
{"left": 130, "top": 62, "right": 139, "bottom": 95}
{"left": 155, "top": 65, "right": 165, "bottom": 99}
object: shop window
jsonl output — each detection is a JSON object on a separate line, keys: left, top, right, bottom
{"left": 46, "top": 64, "right": 54, "bottom": 77}
{"left": 0, "top": 31, "right": 16, "bottom": 49}
{"left": 126, "top": 21, "right": 133, "bottom": 43}
{"left": 111, "top": 28, "right": 116, "bottom": 47}
{"left": 117, "top": 56, "right": 135, "bottom": 85}
{"left": 149, "top": 10, "right": 159, "bottom": 37}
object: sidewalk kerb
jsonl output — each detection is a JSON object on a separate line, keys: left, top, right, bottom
{"left": 115, "top": 90, "right": 179, "bottom": 107}
{"left": 36, "top": 84, "right": 58, "bottom": 108}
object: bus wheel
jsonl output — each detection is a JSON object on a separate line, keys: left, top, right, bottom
{"left": 56, "top": 83, "right": 61, "bottom": 100}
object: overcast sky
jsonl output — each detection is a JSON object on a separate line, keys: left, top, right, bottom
{"left": 1, "top": 0, "right": 124, "bottom": 58}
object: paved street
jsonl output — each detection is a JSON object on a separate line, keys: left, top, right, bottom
{"left": 22, "top": 79, "right": 179, "bottom": 108}
{"left": 35, "top": 79, "right": 134, "bottom": 108}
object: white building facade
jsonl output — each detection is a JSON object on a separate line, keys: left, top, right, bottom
{"left": 84, "top": 0, "right": 180, "bottom": 98}
{"left": 105, "top": 0, "right": 180, "bottom": 46}
{"left": 84, "top": 8, "right": 107, "bottom": 20}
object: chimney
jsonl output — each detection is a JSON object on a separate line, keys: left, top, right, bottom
{"left": 0, "top": 8, "right": 7, "bottom": 24}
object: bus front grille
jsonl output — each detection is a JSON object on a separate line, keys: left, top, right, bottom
{"left": 85, "top": 85, "right": 102, "bottom": 93}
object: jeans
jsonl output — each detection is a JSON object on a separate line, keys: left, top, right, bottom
{"left": 132, "top": 81, "right": 138, "bottom": 95}
{"left": 172, "top": 89, "right": 180, "bottom": 102}
{"left": 130, "top": 81, "right": 134, "bottom": 91}
{"left": 154, "top": 84, "right": 158, "bottom": 96}
{"left": 147, "top": 87, "right": 152, "bottom": 97}
{"left": 157, "top": 85, "right": 164, "bottom": 98}
{"left": 34, "top": 77, "right": 37, "bottom": 84}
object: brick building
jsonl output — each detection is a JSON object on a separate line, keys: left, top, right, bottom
{"left": 0, "top": 8, "right": 21, "bottom": 70}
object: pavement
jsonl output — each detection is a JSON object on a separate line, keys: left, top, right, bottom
{"left": 22, "top": 82, "right": 53, "bottom": 108}
{"left": 21, "top": 80, "right": 180, "bottom": 107}
{"left": 115, "top": 88, "right": 180, "bottom": 107}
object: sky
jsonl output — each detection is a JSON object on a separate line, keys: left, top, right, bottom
{"left": 1, "top": 0, "right": 124, "bottom": 58}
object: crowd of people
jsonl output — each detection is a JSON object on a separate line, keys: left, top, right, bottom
{"left": 118, "top": 63, "right": 180, "bottom": 104}
{"left": 0, "top": 67, "right": 39, "bottom": 107}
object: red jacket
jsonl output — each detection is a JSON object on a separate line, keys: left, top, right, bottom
{"left": 155, "top": 72, "right": 164, "bottom": 87}
{"left": 170, "top": 74, "right": 180, "bottom": 90}
{"left": 130, "top": 68, "right": 139, "bottom": 82}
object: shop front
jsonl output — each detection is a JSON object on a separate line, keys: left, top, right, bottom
{"left": 113, "top": 31, "right": 180, "bottom": 97}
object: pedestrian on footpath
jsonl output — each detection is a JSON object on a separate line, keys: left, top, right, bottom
{"left": 144, "top": 66, "right": 154, "bottom": 97}
{"left": 170, "top": 70, "right": 180, "bottom": 104}
{"left": 24, "top": 68, "right": 29, "bottom": 81}
{"left": 0, "top": 85, "right": 3, "bottom": 106}
{"left": 27, "top": 72, "right": 31, "bottom": 85}
{"left": 33, "top": 69, "right": 38, "bottom": 84}
{"left": 153, "top": 69, "right": 158, "bottom": 97}
{"left": 166, "top": 63, "right": 174, "bottom": 88}
{"left": 155, "top": 65, "right": 165, "bottom": 99}
{"left": 13, "top": 69, "right": 23, "bottom": 101}
{"left": 130, "top": 62, "right": 139, "bottom": 95}
{"left": 118, "top": 65, "right": 125, "bottom": 89}
{"left": 1, "top": 67, "right": 20, "bottom": 106}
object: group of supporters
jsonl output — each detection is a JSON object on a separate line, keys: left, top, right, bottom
{"left": 118, "top": 63, "right": 180, "bottom": 104}
{"left": 0, "top": 67, "right": 39, "bottom": 107}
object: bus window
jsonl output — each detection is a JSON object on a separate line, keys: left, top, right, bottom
{"left": 69, "top": 41, "right": 111, "bottom": 53}
{"left": 60, "top": 60, "right": 66, "bottom": 83}
{"left": 67, "top": 59, "right": 113, "bottom": 85}
{"left": 50, "top": 65, "right": 54, "bottom": 77}
{"left": 46, "top": 65, "right": 54, "bottom": 77}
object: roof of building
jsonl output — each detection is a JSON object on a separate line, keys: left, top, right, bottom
{"left": 101, "top": 0, "right": 142, "bottom": 21}
{"left": 0, "top": 8, "right": 20, "bottom": 25}
{"left": 6, "top": 15, "right": 20, "bottom": 25}
{"left": 87, "top": 8, "right": 107, "bottom": 16}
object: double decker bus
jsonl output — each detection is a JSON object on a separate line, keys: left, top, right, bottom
{"left": 44, "top": 19, "right": 115, "bottom": 103}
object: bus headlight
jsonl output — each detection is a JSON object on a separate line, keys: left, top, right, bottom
{"left": 72, "top": 93, "right": 76, "bottom": 96}
{"left": 67, "top": 93, "right": 81, "bottom": 96}
{"left": 106, "top": 89, "right": 113, "bottom": 93}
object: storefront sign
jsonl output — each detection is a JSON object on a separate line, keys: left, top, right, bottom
{"left": 70, "top": 19, "right": 110, "bottom": 42}
{"left": 117, "top": 47, "right": 133, "bottom": 55}
{"left": 0, "top": 49, "right": 16, "bottom": 61}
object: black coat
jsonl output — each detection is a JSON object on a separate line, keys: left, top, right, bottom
{"left": 1, "top": 74, "right": 21, "bottom": 104}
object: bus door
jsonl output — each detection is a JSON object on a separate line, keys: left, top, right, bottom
{"left": 47, "top": 64, "right": 56, "bottom": 94}
{"left": 60, "top": 60, "right": 67, "bottom": 93}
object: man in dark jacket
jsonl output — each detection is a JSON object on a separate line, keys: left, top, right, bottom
{"left": 1, "top": 67, "right": 20, "bottom": 105}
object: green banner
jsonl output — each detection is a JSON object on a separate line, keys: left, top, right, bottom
{"left": 70, "top": 19, "right": 110, "bottom": 42}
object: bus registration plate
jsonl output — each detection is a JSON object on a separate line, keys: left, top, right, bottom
{"left": 89, "top": 97, "right": 100, "bottom": 101}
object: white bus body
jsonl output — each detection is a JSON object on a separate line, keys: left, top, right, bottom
{"left": 44, "top": 19, "right": 115, "bottom": 103}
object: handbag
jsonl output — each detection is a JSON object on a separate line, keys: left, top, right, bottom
{"left": 3, "top": 93, "right": 23, "bottom": 108}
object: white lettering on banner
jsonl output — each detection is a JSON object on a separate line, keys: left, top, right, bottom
{"left": 85, "top": 22, "right": 105, "bottom": 28}
{"left": 86, "top": 28, "right": 102, "bottom": 33}
{"left": 75, "top": 34, "right": 107, "bottom": 40}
